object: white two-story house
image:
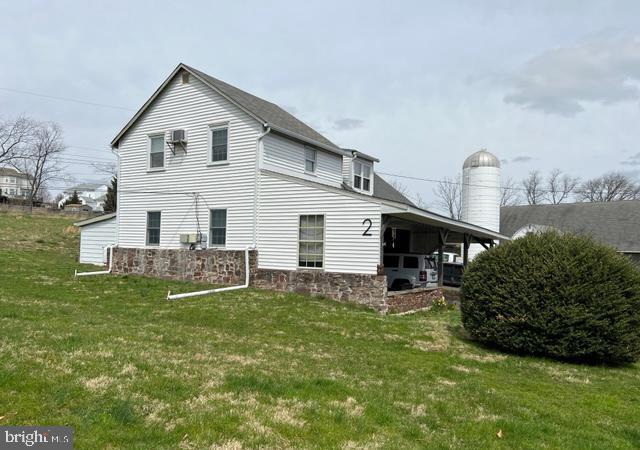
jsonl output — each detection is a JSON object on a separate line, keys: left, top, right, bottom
{"left": 101, "top": 63, "right": 505, "bottom": 312}
{"left": 0, "top": 168, "right": 31, "bottom": 199}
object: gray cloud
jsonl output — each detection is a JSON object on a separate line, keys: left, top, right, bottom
{"left": 511, "top": 156, "right": 534, "bottom": 163}
{"left": 621, "top": 151, "right": 640, "bottom": 166}
{"left": 504, "top": 34, "right": 640, "bottom": 116}
{"left": 332, "top": 118, "right": 364, "bottom": 131}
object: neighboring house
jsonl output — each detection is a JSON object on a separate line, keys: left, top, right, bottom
{"left": 103, "top": 63, "right": 507, "bottom": 311}
{"left": 74, "top": 213, "right": 117, "bottom": 264}
{"left": 0, "top": 167, "right": 31, "bottom": 199}
{"left": 501, "top": 201, "right": 640, "bottom": 265}
{"left": 58, "top": 183, "right": 108, "bottom": 211}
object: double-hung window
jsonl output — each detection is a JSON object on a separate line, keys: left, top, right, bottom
{"left": 209, "top": 209, "right": 227, "bottom": 246}
{"left": 353, "top": 161, "right": 372, "bottom": 192}
{"left": 298, "top": 214, "right": 324, "bottom": 268}
{"left": 210, "top": 125, "right": 228, "bottom": 163}
{"left": 305, "top": 147, "right": 317, "bottom": 173}
{"left": 146, "top": 211, "right": 161, "bottom": 246}
{"left": 149, "top": 135, "right": 165, "bottom": 169}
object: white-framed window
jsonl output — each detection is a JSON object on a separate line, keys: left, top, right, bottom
{"left": 209, "top": 209, "right": 227, "bottom": 247}
{"left": 210, "top": 125, "right": 228, "bottom": 163}
{"left": 353, "top": 161, "right": 372, "bottom": 192}
{"left": 305, "top": 147, "right": 317, "bottom": 173}
{"left": 298, "top": 214, "right": 324, "bottom": 269}
{"left": 146, "top": 211, "right": 161, "bottom": 246}
{"left": 149, "top": 134, "right": 165, "bottom": 169}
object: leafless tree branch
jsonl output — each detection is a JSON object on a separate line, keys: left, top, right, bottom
{"left": 522, "top": 170, "right": 546, "bottom": 205}
{"left": 547, "top": 168, "right": 580, "bottom": 204}
{"left": 578, "top": 172, "right": 640, "bottom": 202}
{"left": 500, "top": 177, "right": 521, "bottom": 206}
{"left": 434, "top": 175, "right": 462, "bottom": 219}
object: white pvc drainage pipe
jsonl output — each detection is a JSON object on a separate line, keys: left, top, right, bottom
{"left": 166, "top": 248, "right": 251, "bottom": 301}
{"left": 74, "top": 245, "right": 115, "bottom": 277}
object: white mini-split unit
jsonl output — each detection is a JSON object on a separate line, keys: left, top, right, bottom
{"left": 180, "top": 233, "right": 198, "bottom": 244}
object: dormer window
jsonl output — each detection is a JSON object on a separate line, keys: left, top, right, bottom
{"left": 305, "top": 147, "right": 317, "bottom": 173}
{"left": 353, "top": 160, "right": 371, "bottom": 192}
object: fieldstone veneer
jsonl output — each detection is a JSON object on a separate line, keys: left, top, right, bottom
{"left": 111, "top": 247, "right": 258, "bottom": 285}
{"left": 252, "top": 269, "right": 389, "bottom": 312}
{"left": 112, "top": 247, "right": 440, "bottom": 313}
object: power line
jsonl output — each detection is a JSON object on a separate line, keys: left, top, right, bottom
{"left": 0, "top": 87, "right": 135, "bottom": 111}
{"left": 377, "top": 171, "right": 588, "bottom": 196}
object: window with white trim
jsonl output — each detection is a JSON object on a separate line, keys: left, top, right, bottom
{"left": 305, "top": 147, "right": 317, "bottom": 173}
{"left": 298, "top": 215, "right": 324, "bottom": 268}
{"left": 149, "top": 135, "right": 165, "bottom": 169}
{"left": 146, "top": 211, "right": 161, "bottom": 246}
{"left": 210, "top": 125, "right": 228, "bottom": 163}
{"left": 209, "top": 209, "right": 227, "bottom": 246}
{"left": 353, "top": 161, "right": 372, "bottom": 192}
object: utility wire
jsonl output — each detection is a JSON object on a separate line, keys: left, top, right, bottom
{"left": 0, "top": 87, "right": 135, "bottom": 111}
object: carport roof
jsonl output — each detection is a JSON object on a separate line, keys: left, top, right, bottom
{"left": 382, "top": 203, "right": 509, "bottom": 242}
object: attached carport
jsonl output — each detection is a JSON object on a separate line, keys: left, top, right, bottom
{"left": 380, "top": 203, "right": 509, "bottom": 286}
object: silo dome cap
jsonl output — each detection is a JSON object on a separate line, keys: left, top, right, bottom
{"left": 463, "top": 149, "right": 501, "bottom": 169}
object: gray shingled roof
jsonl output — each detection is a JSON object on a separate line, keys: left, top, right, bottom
{"left": 0, "top": 167, "right": 23, "bottom": 177}
{"left": 185, "top": 65, "right": 340, "bottom": 152}
{"left": 373, "top": 174, "right": 416, "bottom": 206}
{"left": 501, "top": 201, "right": 640, "bottom": 252}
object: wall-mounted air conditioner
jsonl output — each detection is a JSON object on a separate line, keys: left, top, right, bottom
{"left": 180, "top": 233, "right": 198, "bottom": 244}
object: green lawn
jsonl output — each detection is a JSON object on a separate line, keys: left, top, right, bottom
{"left": 0, "top": 211, "right": 639, "bottom": 449}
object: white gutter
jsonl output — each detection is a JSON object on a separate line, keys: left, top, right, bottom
{"left": 253, "top": 126, "right": 271, "bottom": 248}
{"left": 75, "top": 245, "right": 115, "bottom": 277}
{"left": 166, "top": 247, "right": 251, "bottom": 301}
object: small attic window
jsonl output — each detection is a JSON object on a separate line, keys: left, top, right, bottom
{"left": 181, "top": 71, "right": 190, "bottom": 84}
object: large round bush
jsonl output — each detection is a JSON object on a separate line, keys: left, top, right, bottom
{"left": 461, "top": 231, "right": 640, "bottom": 364}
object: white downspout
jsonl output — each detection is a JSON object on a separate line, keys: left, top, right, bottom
{"left": 253, "top": 125, "right": 271, "bottom": 248}
{"left": 74, "top": 245, "right": 115, "bottom": 277}
{"left": 166, "top": 247, "right": 251, "bottom": 301}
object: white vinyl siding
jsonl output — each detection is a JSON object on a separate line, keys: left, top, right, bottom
{"left": 262, "top": 134, "right": 343, "bottom": 187}
{"left": 78, "top": 218, "right": 116, "bottom": 265}
{"left": 117, "top": 74, "right": 261, "bottom": 249}
{"left": 258, "top": 172, "right": 381, "bottom": 274}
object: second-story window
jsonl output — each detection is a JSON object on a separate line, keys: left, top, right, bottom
{"left": 305, "top": 147, "right": 317, "bottom": 173}
{"left": 149, "top": 135, "right": 165, "bottom": 169}
{"left": 353, "top": 161, "right": 372, "bottom": 192}
{"left": 210, "top": 125, "right": 228, "bottom": 163}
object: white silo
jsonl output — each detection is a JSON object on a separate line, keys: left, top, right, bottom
{"left": 460, "top": 149, "right": 501, "bottom": 260}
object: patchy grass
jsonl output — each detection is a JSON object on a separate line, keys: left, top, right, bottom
{"left": 0, "top": 211, "right": 639, "bottom": 449}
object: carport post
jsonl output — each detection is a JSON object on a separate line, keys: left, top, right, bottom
{"left": 437, "top": 228, "right": 448, "bottom": 287}
{"left": 463, "top": 233, "right": 471, "bottom": 267}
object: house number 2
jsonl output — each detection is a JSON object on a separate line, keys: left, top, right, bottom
{"left": 362, "top": 218, "right": 372, "bottom": 236}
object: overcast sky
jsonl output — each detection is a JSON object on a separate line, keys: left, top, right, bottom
{"left": 2, "top": 0, "right": 639, "bottom": 209}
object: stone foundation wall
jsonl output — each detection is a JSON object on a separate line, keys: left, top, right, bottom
{"left": 111, "top": 247, "right": 257, "bottom": 285}
{"left": 252, "top": 268, "right": 388, "bottom": 312}
{"left": 111, "top": 247, "right": 447, "bottom": 314}
{"left": 386, "top": 287, "right": 443, "bottom": 314}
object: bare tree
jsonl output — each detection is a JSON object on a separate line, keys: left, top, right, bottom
{"left": 578, "top": 172, "right": 640, "bottom": 202}
{"left": 522, "top": 170, "right": 546, "bottom": 205}
{"left": 547, "top": 169, "right": 579, "bottom": 204}
{"left": 389, "top": 179, "right": 409, "bottom": 196}
{"left": 500, "top": 177, "right": 521, "bottom": 206}
{"left": 14, "top": 122, "right": 65, "bottom": 212}
{"left": 434, "top": 175, "right": 462, "bottom": 219}
{"left": 0, "top": 116, "right": 35, "bottom": 166}
{"left": 90, "top": 161, "right": 117, "bottom": 177}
